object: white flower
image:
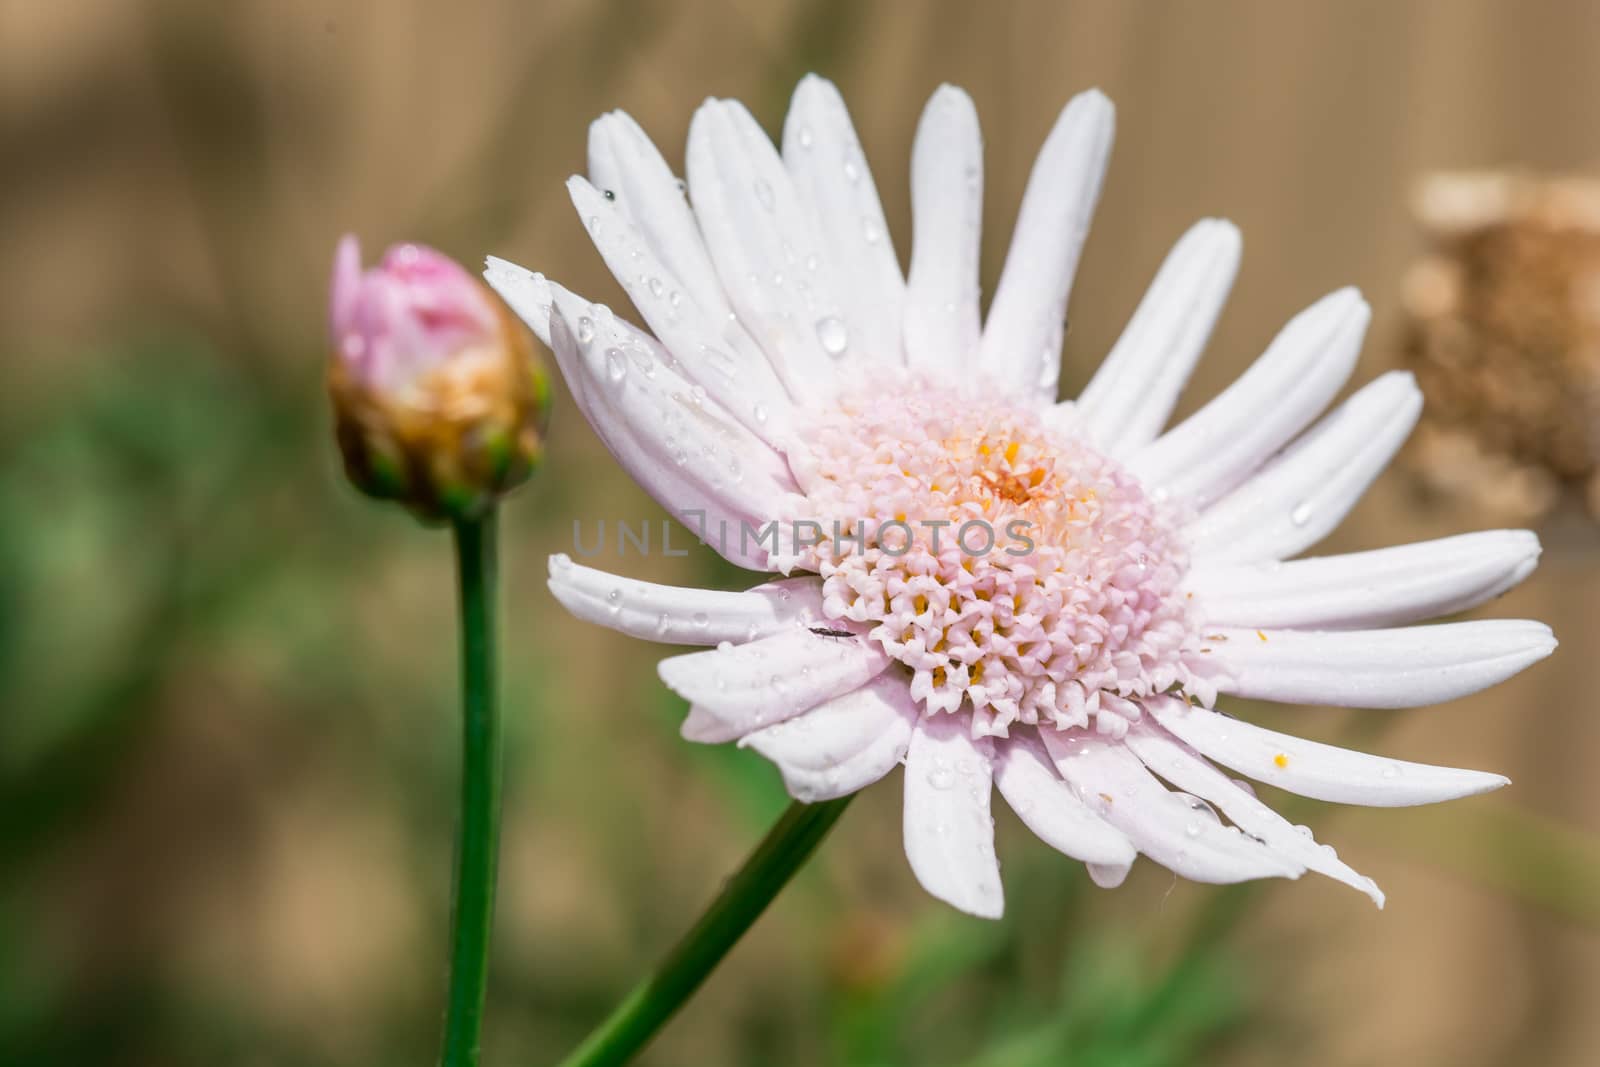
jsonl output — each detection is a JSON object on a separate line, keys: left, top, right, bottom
{"left": 486, "top": 76, "right": 1555, "bottom": 917}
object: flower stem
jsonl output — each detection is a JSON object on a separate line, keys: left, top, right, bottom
{"left": 441, "top": 513, "right": 503, "bottom": 1067}
{"left": 557, "top": 796, "right": 854, "bottom": 1067}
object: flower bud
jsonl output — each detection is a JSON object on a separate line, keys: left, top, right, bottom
{"left": 327, "top": 236, "right": 550, "bottom": 521}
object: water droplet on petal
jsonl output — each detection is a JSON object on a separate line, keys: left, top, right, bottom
{"left": 577, "top": 316, "right": 595, "bottom": 344}
{"left": 862, "top": 218, "right": 882, "bottom": 244}
{"left": 693, "top": 612, "right": 710, "bottom": 630}
{"left": 815, "top": 316, "right": 849, "bottom": 356}
{"left": 1290, "top": 501, "right": 1313, "bottom": 527}
{"left": 798, "top": 124, "right": 814, "bottom": 149}
{"left": 753, "top": 178, "right": 775, "bottom": 211}
{"left": 604, "top": 348, "right": 627, "bottom": 384}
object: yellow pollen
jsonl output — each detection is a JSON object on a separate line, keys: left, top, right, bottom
{"left": 1028, "top": 468, "right": 1047, "bottom": 487}
{"left": 1274, "top": 753, "right": 1290, "bottom": 769}
{"left": 970, "top": 662, "right": 985, "bottom": 683}
{"left": 1257, "top": 629, "right": 1269, "bottom": 642}
{"left": 1003, "top": 441, "right": 1020, "bottom": 465}
{"left": 913, "top": 594, "right": 928, "bottom": 614}
{"left": 932, "top": 666, "right": 947, "bottom": 687}
{"left": 977, "top": 442, "right": 991, "bottom": 456}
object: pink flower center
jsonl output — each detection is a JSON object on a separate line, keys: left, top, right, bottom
{"left": 791, "top": 374, "right": 1219, "bottom": 738}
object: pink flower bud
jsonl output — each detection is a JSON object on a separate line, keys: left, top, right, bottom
{"left": 327, "top": 236, "right": 550, "bottom": 521}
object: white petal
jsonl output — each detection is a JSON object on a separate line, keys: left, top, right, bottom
{"left": 1075, "top": 219, "right": 1240, "bottom": 453}
{"left": 546, "top": 554, "right": 823, "bottom": 645}
{"left": 782, "top": 75, "right": 906, "bottom": 365}
{"left": 1130, "top": 288, "right": 1369, "bottom": 505}
{"left": 586, "top": 111, "right": 732, "bottom": 324}
{"left": 484, "top": 256, "right": 556, "bottom": 348}
{"left": 659, "top": 625, "right": 891, "bottom": 742}
{"left": 687, "top": 99, "right": 849, "bottom": 406}
{"left": 1123, "top": 718, "right": 1383, "bottom": 906}
{"left": 1146, "top": 698, "right": 1511, "bottom": 807}
{"left": 567, "top": 176, "right": 795, "bottom": 446}
{"left": 902, "top": 711, "right": 1004, "bottom": 918}
{"left": 741, "top": 674, "right": 919, "bottom": 802}
{"left": 1040, "top": 728, "right": 1303, "bottom": 884}
{"left": 1187, "top": 371, "right": 1422, "bottom": 562}
{"left": 546, "top": 304, "right": 795, "bottom": 571}
{"left": 1210, "top": 620, "right": 1556, "bottom": 708}
{"left": 1186, "top": 530, "right": 1542, "bottom": 630}
{"left": 549, "top": 300, "right": 796, "bottom": 507}
{"left": 982, "top": 89, "right": 1115, "bottom": 403}
{"left": 992, "top": 730, "right": 1136, "bottom": 870}
{"left": 904, "top": 85, "right": 983, "bottom": 372}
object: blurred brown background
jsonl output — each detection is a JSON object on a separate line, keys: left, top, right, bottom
{"left": 5, "top": 1, "right": 1600, "bottom": 1065}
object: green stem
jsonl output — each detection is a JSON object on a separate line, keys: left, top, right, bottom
{"left": 441, "top": 513, "right": 503, "bottom": 1067}
{"left": 557, "top": 796, "right": 854, "bottom": 1067}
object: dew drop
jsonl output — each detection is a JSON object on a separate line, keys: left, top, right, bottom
{"left": 692, "top": 612, "right": 710, "bottom": 630}
{"left": 655, "top": 613, "right": 670, "bottom": 636}
{"left": 604, "top": 347, "right": 627, "bottom": 384}
{"left": 1290, "top": 500, "right": 1313, "bottom": 527}
{"left": 1381, "top": 763, "right": 1401, "bottom": 779}
{"left": 577, "top": 316, "right": 596, "bottom": 344}
{"left": 815, "top": 316, "right": 849, "bottom": 356}
{"left": 862, "top": 218, "right": 883, "bottom": 244}
{"left": 798, "top": 124, "right": 814, "bottom": 149}
{"left": 647, "top": 276, "right": 665, "bottom": 298}
{"left": 843, "top": 157, "right": 861, "bottom": 184}
{"left": 753, "top": 178, "right": 775, "bottom": 211}
{"left": 1174, "top": 792, "right": 1221, "bottom": 829}
{"left": 602, "top": 188, "right": 616, "bottom": 201}
{"left": 753, "top": 403, "right": 770, "bottom": 425}
{"left": 926, "top": 768, "right": 956, "bottom": 790}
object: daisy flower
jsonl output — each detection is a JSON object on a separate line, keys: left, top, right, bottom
{"left": 486, "top": 76, "right": 1554, "bottom": 917}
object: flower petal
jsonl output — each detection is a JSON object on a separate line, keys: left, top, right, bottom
{"left": 660, "top": 624, "right": 891, "bottom": 742}
{"left": 546, "top": 554, "right": 824, "bottom": 645}
{"left": 1130, "top": 288, "right": 1369, "bottom": 505}
{"left": 1210, "top": 620, "right": 1556, "bottom": 708}
{"left": 1123, "top": 717, "right": 1383, "bottom": 906}
{"left": 567, "top": 175, "right": 796, "bottom": 446}
{"left": 1075, "top": 219, "right": 1241, "bottom": 453}
{"left": 484, "top": 255, "right": 558, "bottom": 348}
{"left": 782, "top": 75, "right": 906, "bottom": 365}
{"left": 1185, "top": 530, "right": 1542, "bottom": 630}
{"left": 687, "top": 99, "right": 850, "bottom": 406}
{"left": 905, "top": 85, "right": 983, "bottom": 372}
{"left": 1040, "top": 728, "right": 1303, "bottom": 884}
{"left": 741, "top": 673, "right": 919, "bottom": 802}
{"left": 1146, "top": 698, "right": 1511, "bottom": 807}
{"left": 902, "top": 710, "right": 1004, "bottom": 918}
{"left": 982, "top": 89, "right": 1115, "bottom": 403}
{"left": 1187, "top": 371, "right": 1422, "bottom": 562}
{"left": 993, "top": 729, "right": 1136, "bottom": 870}
{"left": 586, "top": 110, "right": 733, "bottom": 326}
{"left": 545, "top": 303, "right": 796, "bottom": 571}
